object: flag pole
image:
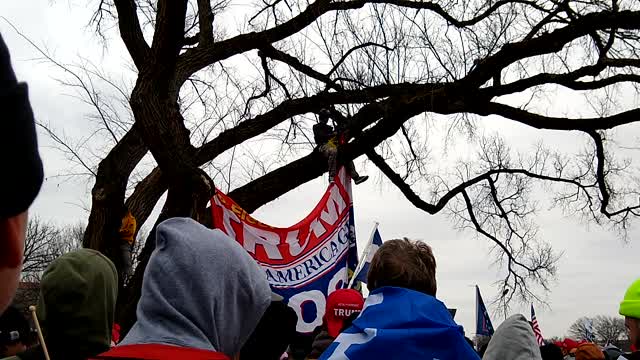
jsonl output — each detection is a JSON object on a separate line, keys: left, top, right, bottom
{"left": 347, "top": 222, "right": 379, "bottom": 289}
{"left": 474, "top": 285, "right": 478, "bottom": 337}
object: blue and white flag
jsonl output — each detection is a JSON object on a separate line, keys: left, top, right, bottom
{"left": 319, "top": 286, "right": 480, "bottom": 360}
{"left": 476, "top": 285, "right": 494, "bottom": 336}
{"left": 583, "top": 318, "right": 595, "bottom": 343}
{"left": 351, "top": 227, "right": 383, "bottom": 285}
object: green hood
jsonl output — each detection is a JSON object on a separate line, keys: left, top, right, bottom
{"left": 34, "top": 249, "right": 118, "bottom": 359}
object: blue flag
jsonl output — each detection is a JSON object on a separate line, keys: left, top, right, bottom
{"left": 352, "top": 228, "right": 383, "bottom": 285}
{"left": 320, "top": 286, "right": 480, "bottom": 360}
{"left": 476, "top": 285, "right": 494, "bottom": 336}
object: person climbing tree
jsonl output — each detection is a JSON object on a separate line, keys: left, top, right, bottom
{"left": 118, "top": 207, "right": 136, "bottom": 281}
{"left": 313, "top": 109, "right": 368, "bottom": 185}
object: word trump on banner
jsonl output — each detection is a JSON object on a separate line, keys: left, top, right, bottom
{"left": 211, "top": 168, "right": 359, "bottom": 332}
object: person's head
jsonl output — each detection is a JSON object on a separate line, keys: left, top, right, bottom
{"left": 318, "top": 109, "right": 331, "bottom": 124}
{"left": 483, "top": 314, "right": 542, "bottom": 360}
{"left": 37, "top": 249, "right": 118, "bottom": 357}
{"left": 0, "top": 306, "right": 30, "bottom": 357}
{"left": 325, "top": 289, "right": 364, "bottom": 338}
{"left": 540, "top": 343, "right": 564, "bottom": 360}
{"left": 575, "top": 343, "right": 605, "bottom": 360}
{"left": 626, "top": 317, "right": 640, "bottom": 350}
{"left": 0, "top": 33, "right": 43, "bottom": 314}
{"left": 367, "top": 238, "right": 437, "bottom": 296}
{"left": 240, "top": 301, "right": 298, "bottom": 360}
{"left": 620, "top": 278, "right": 640, "bottom": 349}
{"left": 121, "top": 218, "right": 272, "bottom": 358}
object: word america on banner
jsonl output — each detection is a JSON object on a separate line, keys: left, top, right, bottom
{"left": 211, "top": 167, "right": 359, "bottom": 333}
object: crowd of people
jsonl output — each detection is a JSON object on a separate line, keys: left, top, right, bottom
{"left": 1, "top": 216, "right": 639, "bottom": 359}
{"left": 1, "top": 29, "right": 640, "bottom": 360}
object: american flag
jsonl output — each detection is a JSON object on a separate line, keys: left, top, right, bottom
{"left": 531, "top": 304, "right": 545, "bottom": 345}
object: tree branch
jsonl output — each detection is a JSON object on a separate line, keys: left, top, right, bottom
{"left": 486, "top": 59, "right": 640, "bottom": 97}
{"left": 36, "top": 122, "right": 97, "bottom": 177}
{"left": 150, "top": 0, "right": 189, "bottom": 62}
{"left": 465, "top": 10, "right": 640, "bottom": 88}
{"left": 586, "top": 130, "right": 640, "bottom": 218}
{"left": 472, "top": 102, "right": 640, "bottom": 131}
{"left": 113, "top": 0, "right": 151, "bottom": 69}
{"left": 197, "top": 0, "right": 214, "bottom": 46}
{"left": 175, "top": 0, "right": 580, "bottom": 87}
{"left": 328, "top": 42, "right": 393, "bottom": 77}
{"left": 259, "top": 44, "right": 341, "bottom": 90}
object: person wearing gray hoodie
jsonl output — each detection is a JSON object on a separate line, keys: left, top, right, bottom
{"left": 483, "top": 314, "right": 543, "bottom": 360}
{"left": 93, "top": 217, "right": 272, "bottom": 360}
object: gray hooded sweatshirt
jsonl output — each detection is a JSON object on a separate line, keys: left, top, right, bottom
{"left": 483, "top": 314, "right": 542, "bottom": 360}
{"left": 120, "top": 217, "right": 272, "bottom": 357}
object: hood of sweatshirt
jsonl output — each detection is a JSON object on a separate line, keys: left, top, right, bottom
{"left": 36, "top": 249, "right": 118, "bottom": 360}
{"left": 483, "top": 314, "right": 542, "bottom": 360}
{"left": 120, "top": 217, "right": 272, "bottom": 357}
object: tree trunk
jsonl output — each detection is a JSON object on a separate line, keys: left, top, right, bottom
{"left": 83, "top": 127, "right": 147, "bottom": 282}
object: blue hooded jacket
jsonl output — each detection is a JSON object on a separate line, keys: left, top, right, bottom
{"left": 320, "top": 286, "right": 480, "bottom": 360}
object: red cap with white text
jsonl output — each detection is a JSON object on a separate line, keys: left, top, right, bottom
{"left": 325, "top": 289, "right": 364, "bottom": 338}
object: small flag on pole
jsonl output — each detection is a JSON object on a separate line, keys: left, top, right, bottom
{"left": 348, "top": 224, "right": 383, "bottom": 288}
{"left": 475, "top": 285, "right": 494, "bottom": 336}
{"left": 584, "top": 318, "right": 595, "bottom": 342}
{"left": 531, "top": 304, "right": 545, "bottom": 345}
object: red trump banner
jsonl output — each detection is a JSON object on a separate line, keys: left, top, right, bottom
{"left": 211, "top": 168, "right": 359, "bottom": 332}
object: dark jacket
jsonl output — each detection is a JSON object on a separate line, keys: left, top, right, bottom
{"left": 240, "top": 301, "right": 298, "bottom": 360}
{"left": 313, "top": 123, "right": 333, "bottom": 146}
{"left": 307, "top": 326, "right": 334, "bottom": 359}
{"left": 5, "top": 249, "right": 118, "bottom": 360}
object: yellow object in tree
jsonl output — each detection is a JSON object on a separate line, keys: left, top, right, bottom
{"left": 119, "top": 211, "right": 137, "bottom": 245}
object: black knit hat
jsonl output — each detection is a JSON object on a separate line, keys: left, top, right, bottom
{"left": 0, "top": 33, "right": 43, "bottom": 218}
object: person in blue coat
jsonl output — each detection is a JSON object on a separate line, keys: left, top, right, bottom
{"left": 320, "top": 238, "right": 479, "bottom": 360}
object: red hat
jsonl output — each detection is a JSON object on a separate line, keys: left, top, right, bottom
{"left": 325, "top": 289, "right": 364, "bottom": 338}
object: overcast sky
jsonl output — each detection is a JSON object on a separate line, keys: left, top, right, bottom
{"left": 2, "top": 0, "right": 640, "bottom": 338}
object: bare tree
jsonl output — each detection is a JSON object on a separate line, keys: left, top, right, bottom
{"left": 21, "top": 217, "right": 84, "bottom": 282}
{"left": 22, "top": 217, "right": 62, "bottom": 278}
{"left": 569, "top": 315, "right": 628, "bottom": 346}
{"left": 11, "top": 0, "right": 640, "bottom": 329}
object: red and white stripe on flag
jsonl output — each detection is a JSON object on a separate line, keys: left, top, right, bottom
{"left": 532, "top": 318, "right": 544, "bottom": 345}
{"left": 531, "top": 304, "right": 544, "bottom": 346}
